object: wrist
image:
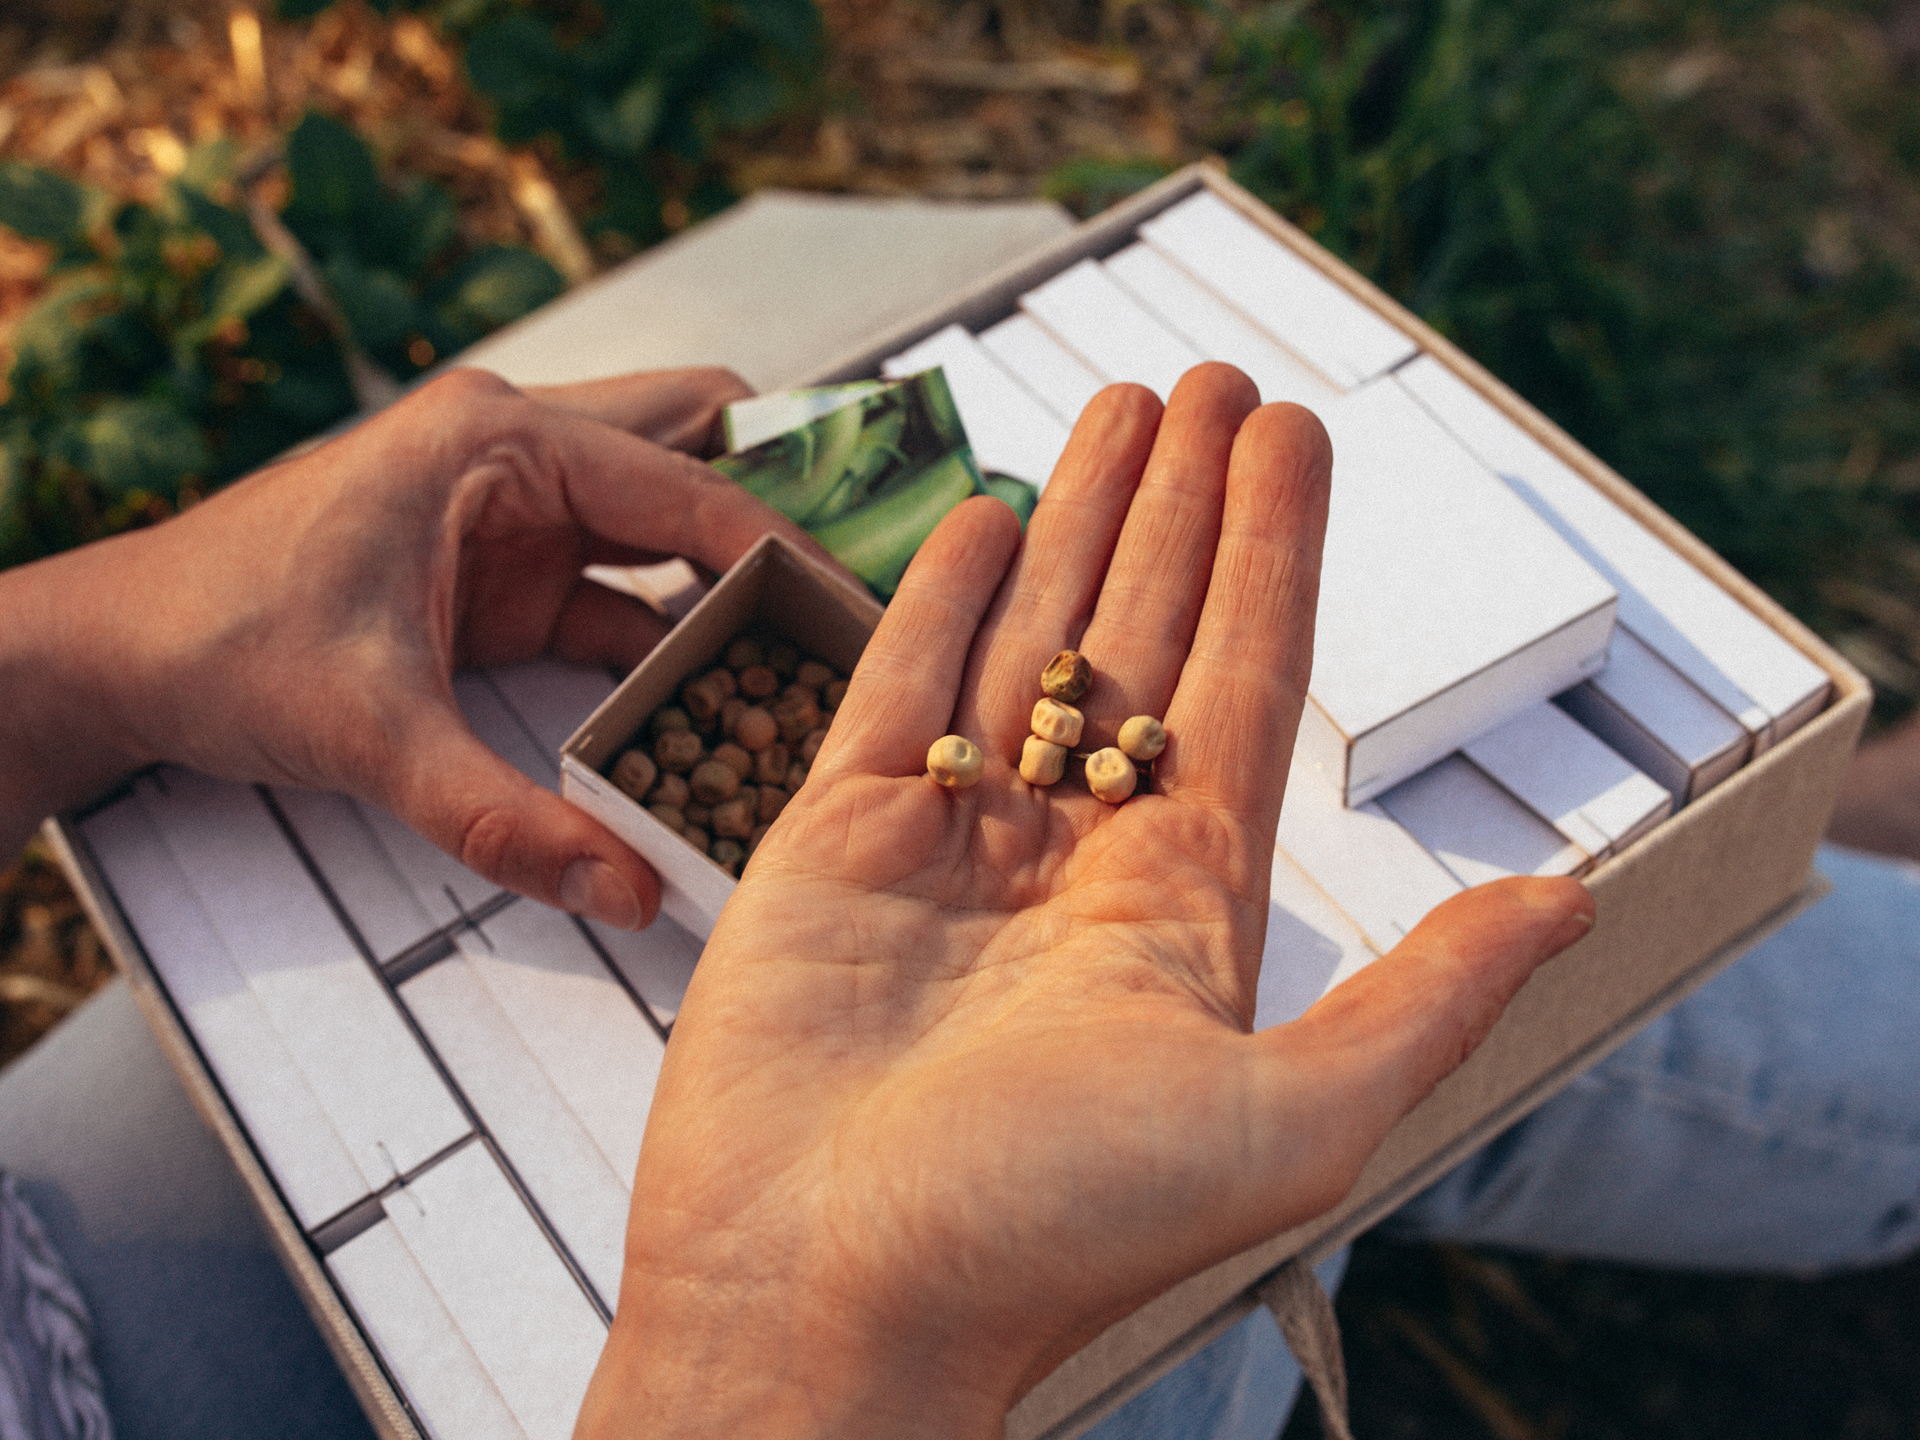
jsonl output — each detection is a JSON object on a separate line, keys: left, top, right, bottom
{"left": 576, "top": 1244, "right": 1014, "bottom": 1440}
{"left": 0, "top": 535, "right": 168, "bottom": 851}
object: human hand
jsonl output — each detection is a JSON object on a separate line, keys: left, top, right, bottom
{"left": 577, "top": 365, "right": 1594, "bottom": 1438}
{"left": 0, "top": 366, "right": 819, "bottom": 926}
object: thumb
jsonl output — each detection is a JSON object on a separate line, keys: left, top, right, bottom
{"left": 384, "top": 704, "right": 664, "bottom": 930}
{"left": 1253, "top": 876, "right": 1593, "bottom": 1197}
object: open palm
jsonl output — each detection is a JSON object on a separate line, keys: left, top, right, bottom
{"left": 581, "top": 366, "right": 1591, "bottom": 1439}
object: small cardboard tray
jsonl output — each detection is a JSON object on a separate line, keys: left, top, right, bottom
{"left": 560, "top": 534, "right": 883, "bottom": 939}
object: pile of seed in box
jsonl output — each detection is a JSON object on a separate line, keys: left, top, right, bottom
{"left": 605, "top": 634, "right": 848, "bottom": 877}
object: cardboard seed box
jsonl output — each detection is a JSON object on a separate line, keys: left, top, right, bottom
{"left": 45, "top": 168, "right": 1868, "bottom": 1440}
{"left": 560, "top": 534, "right": 883, "bottom": 940}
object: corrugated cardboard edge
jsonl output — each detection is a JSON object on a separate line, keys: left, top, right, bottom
{"left": 40, "top": 812, "right": 425, "bottom": 1440}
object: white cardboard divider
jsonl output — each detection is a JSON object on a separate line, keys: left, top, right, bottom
{"left": 328, "top": 1220, "right": 528, "bottom": 1440}
{"left": 485, "top": 660, "right": 620, "bottom": 762}
{"left": 272, "top": 786, "right": 496, "bottom": 958}
{"left": 1375, "top": 755, "right": 1592, "bottom": 887}
{"left": 400, "top": 955, "right": 634, "bottom": 1309}
{"left": 1463, "top": 701, "right": 1672, "bottom": 859}
{"left": 978, "top": 313, "right": 1106, "bottom": 423}
{"left": 581, "top": 913, "right": 703, "bottom": 1025}
{"left": 79, "top": 791, "right": 376, "bottom": 1228}
{"left": 377, "top": 1142, "right": 607, "bottom": 1440}
{"left": 1274, "top": 751, "right": 1462, "bottom": 955}
{"left": 1304, "top": 381, "right": 1618, "bottom": 804}
{"left": 453, "top": 900, "right": 665, "bottom": 1187}
{"left": 1395, "top": 357, "right": 1831, "bottom": 750}
{"left": 1018, "top": 258, "right": 1202, "bottom": 402}
{"left": 1102, "top": 242, "right": 1340, "bottom": 410}
{"left": 882, "top": 324, "right": 1071, "bottom": 488}
{"left": 1557, "top": 625, "right": 1752, "bottom": 806}
{"left": 1253, "top": 852, "right": 1380, "bottom": 1031}
{"left": 1139, "top": 190, "right": 1417, "bottom": 388}
{"left": 125, "top": 769, "right": 470, "bottom": 1207}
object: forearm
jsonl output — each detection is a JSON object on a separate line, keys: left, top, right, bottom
{"left": 0, "top": 538, "right": 160, "bottom": 855}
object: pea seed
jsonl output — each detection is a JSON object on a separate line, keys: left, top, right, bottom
{"left": 611, "top": 749, "right": 657, "bottom": 801}
{"left": 724, "top": 637, "right": 764, "bottom": 671}
{"left": 1019, "top": 736, "right": 1067, "bottom": 786}
{"left": 735, "top": 707, "right": 778, "bottom": 752}
{"left": 648, "top": 773, "right": 689, "bottom": 809}
{"left": 648, "top": 804, "right": 686, "bottom": 831}
{"left": 927, "top": 735, "right": 984, "bottom": 789}
{"left": 1085, "top": 747, "right": 1137, "bottom": 804}
{"left": 712, "top": 742, "right": 754, "bottom": 779}
{"left": 756, "top": 787, "right": 789, "bottom": 824}
{"left": 1030, "top": 697, "right": 1084, "bottom": 748}
{"left": 682, "top": 676, "right": 726, "bottom": 723}
{"left": 752, "top": 743, "right": 790, "bottom": 786}
{"left": 720, "top": 696, "right": 748, "bottom": 738}
{"left": 712, "top": 838, "right": 746, "bottom": 872}
{"left": 822, "top": 677, "right": 848, "bottom": 711}
{"left": 765, "top": 640, "right": 800, "bottom": 679}
{"left": 1117, "top": 715, "right": 1167, "bottom": 762}
{"left": 711, "top": 797, "right": 755, "bottom": 839}
{"left": 799, "top": 728, "right": 828, "bottom": 765}
{"left": 738, "top": 665, "right": 779, "bottom": 700}
{"left": 784, "top": 762, "right": 808, "bottom": 794}
{"left": 689, "top": 760, "right": 740, "bottom": 805}
{"left": 654, "top": 730, "right": 704, "bottom": 773}
{"left": 796, "top": 660, "right": 835, "bottom": 691}
{"left": 684, "top": 803, "right": 713, "bottom": 829}
{"left": 651, "top": 707, "right": 691, "bottom": 737}
{"left": 682, "top": 826, "right": 711, "bottom": 854}
{"left": 1041, "top": 650, "right": 1091, "bottom": 703}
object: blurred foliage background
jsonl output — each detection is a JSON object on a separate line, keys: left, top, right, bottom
{"left": 3, "top": 1, "right": 1919, "bottom": 1434}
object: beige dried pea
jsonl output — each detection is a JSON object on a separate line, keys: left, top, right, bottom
{"left": 1117, "top": 716, "right": 1168, "bottom": 762}
{"left": 654, "top": 729, "right": 704, "bottom": 774}
{"left": 648, "top": 803, "right": 686, "bottom": 831}
{"left": 738, "top": 665, "right": 779, "bottom": 700}
{"left": 648, "top": 773, "right": 689, "bottom": 810}
{"left": 1030, "top": 697, "right": 1084, "bottom": 749}
{"left": 926, "top": 735, "right": 984, "bottom": 789}
{"left": 756, "top": 787, "right": 789, "bottom": 824}
{"left": 610, "top": 749, "right": 657, "bottom": 802}
{"left": 734, "top": 706, "right": 778, "bottom": 753}
{"left": 1019, "top": 736, "right": 1068, "bottom": 786}
{"left": 724, "top": 636, "right": 764, "bottom": 671}
{"left": 1041, "top": 650, "right": 1092, "bottom": 703}
{"left": 712, "top": 838, "right": 746, "bottom": 872}
{"left": 689, "top": 760, "right": 740, "bottom": 805}
{"left": 712, "top": 742, "right": 754, "bottom": 779}
{"left": 822, "top": 677, "right": 848, "bottom": 711}
{"left": 711, "top": 797, "right": 755, "bottom": 839}
{"left": 796, "top": 660, "right": 835, "bottom": 691}
{"left": 1085, "top": 747, "right": 1138, "bottom": 804}
{"left": 752, "top": 743, "right": 790, "bottom": 786}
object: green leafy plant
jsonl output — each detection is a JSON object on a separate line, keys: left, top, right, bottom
{"left": 0, "top": 114, "right": 563, "bottom": 570}
{"left": 279, "top": 0, "right": 828, "bottom": 246}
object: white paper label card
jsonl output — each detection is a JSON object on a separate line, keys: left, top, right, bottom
{"left": 1139, "top": 190, "right": 1416, "bottom": 387}
{"left": 979, "top": 313, "right": 1106, "bottom": 424}
{"left": 1395, "top": 356, "right": 1830, "bottom": 748}
{"left": 1103, "top": 242, "right": 1339, "bottom": 409}
{"left": 1374, "top": 755, "right": 1592, "bottom": 887}
{"left": 1019, "top": 258, "right": 1203, "bottom": 402}
{"left": 1463, "top": 700, "right": 1671, "bottom": 858}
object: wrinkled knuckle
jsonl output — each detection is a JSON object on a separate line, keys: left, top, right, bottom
{"left": 458, "top": 805, "right": 526, "bottom": 889}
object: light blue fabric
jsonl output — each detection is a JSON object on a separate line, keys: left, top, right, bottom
{"left": 0, "top": 983, "right": 374, "bottom": 1440}
{"left": 1081, "top": 843, "right": 1920, "bottom": 1437}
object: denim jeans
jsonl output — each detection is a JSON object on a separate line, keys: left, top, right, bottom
{"left": 5, "top": 846, "right": 1916, "bottom": 1440}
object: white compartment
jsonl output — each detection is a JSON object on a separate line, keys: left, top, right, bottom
{"left": 883, "top": 324, "right": 1070, "bottom": 488}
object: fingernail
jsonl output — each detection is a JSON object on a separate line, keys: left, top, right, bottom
{"left": 561, "top": 857, "right": 644, "bottom": 931}
{"left": 1552, "top": 904, "right": 1596, "bottom": 950}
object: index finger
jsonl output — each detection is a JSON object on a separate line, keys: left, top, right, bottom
{"left": 1158, "top": 403, "right": 1331, "bottom": 825}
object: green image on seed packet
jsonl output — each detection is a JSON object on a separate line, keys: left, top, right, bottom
{"left": 713, "top": 367, "right": 1034, "bottom": 599}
